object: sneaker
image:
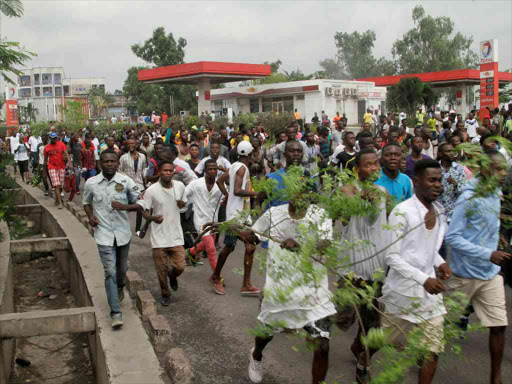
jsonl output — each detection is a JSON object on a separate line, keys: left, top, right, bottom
{"left": 44, "top": 192, "right": 49, "bottom": 196}
{"left": 161, "top": 295, "right": 170, "bottom": 306}
{"left": 248, "top": 348, "right": 263, "bottom": 383}
{"left": 61, "top": 192, "right": 65, "bottom": 197}
{"left": 136, "top": 231, "right": 141, "bottom": 238}
{"left": 456, "top": 316, "right": 469, "bottom": 339}
{"left": 118, "top": 287, "right": 125, "bottom": 303}
{"left": 209, "top": 276, "right": 225, "bottom": 295}
{"left": 112, "top": 314, "right": 124, "bottom": 329}
{"left": 168, "top": 271, "right": 178, "bottom": 291}
{"left": 76, "top": 191, "right": 81, "bottom": 195}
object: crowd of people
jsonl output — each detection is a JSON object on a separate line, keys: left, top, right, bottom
{"left": 1, "top": 103, "right": 512, "bottom": 384}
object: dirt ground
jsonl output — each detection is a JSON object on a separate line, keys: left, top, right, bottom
{"left": 10, "top": 254, "right": 95, "bottom": 384}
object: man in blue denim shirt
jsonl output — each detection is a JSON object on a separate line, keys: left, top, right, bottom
{"left": 445, "top": 150, "right": 511, "bottom": 384}
{"left": 83, "top": 149, "right": 141, "bottom": 328}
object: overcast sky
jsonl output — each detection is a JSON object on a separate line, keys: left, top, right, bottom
{"left": 2, "top": 0, "right": 511, "bottom": 92}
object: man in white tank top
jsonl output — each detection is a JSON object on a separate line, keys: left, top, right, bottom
{"left": 211, "top": 141, "right": 264, "bottom": 296}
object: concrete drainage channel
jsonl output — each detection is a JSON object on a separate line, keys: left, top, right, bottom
{"left": 0, "top": 182, "right": 179, "bottom": 384}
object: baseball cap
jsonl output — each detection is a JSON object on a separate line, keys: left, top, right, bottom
{"left": 237, "top": 141, "right": 253, "bottom": 156}
{"left": 49, "top": 132, "right": 57, "bottom": 138}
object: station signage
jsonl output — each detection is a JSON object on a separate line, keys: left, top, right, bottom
{"left": 479, "top": 39, "right": 499, "bottom": 118}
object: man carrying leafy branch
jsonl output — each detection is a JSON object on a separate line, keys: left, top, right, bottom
{"left": 380, "top": 159, "right": 452, "bottom": 384}
{"left": 336, "top": 148, "right": 389, "bottom": 384}
{"left": 213, "top": 170, "right": 336, "bottom": 384}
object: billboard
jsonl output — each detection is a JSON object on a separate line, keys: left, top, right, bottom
{"left": 5, "top": 100, "right": 19, "bottom": 127}
{"left": 480, "top": 40, "right": 498, "bottom": 64}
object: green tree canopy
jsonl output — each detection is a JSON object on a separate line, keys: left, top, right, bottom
{"left": 392, "top": 5, "right": 478, "bottom": 74}
{"left": 386, "top": 77, "right": 438, "bottom": 119}
{"left": 0, "top": 0, "right": 24, "bottom": 17}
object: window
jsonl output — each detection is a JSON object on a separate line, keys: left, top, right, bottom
{"left": 43, "top": 87, "right": 53, "bottom": 97}
{"left": 42, "top": 73, "right": 52, "bottom": 85}
{"left": 34, "top": 73, "right": 40, "bottom": 85}
{"left": 296, "top": 94, "right": 305, "bottom": 100}
{"left": 99, "top": 84, "right": 105, "bottom": 90}
{"left": 63, "top": 85, "right": 70, "bottom": 97}
{"left": 250, "top": 98, "right": 260, "bottom": 113}
{"left": 262, "top": 97, "right": 272, "bottom": 113}
{"left": 19, "top": 88, "right": 31, "bottom": 97}
{"left": 54, "top": 73, "right": 62, "bottom": 85}
{"left": 34, "top": 87, "right": 41, "bottom": 97}
{"left": 19, "top": 75, "right": 31, "bottom": 87}
{"left": 55, "top": 87, "right": 62, "bottom": 97}
{"left": 283, "top": 96, "right": 294, "bottom": 112}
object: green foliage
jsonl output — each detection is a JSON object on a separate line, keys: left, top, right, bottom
{"left": 386, "top": 78, "right": 438, "bottom": 119}
{"left": 59, "top": 100, "right": 88, "bottom": 130}
{"left": 392, "top": 5, "right": 479, "bottom": 74}
{"left": 0, "top": 0, "right": 23, "bottom": 17}
{"left": 19, "top": 102, "right": 38, "bottom": 123}
{"left": 0, "top": 41, "right": 36, "bottom": 84}
{"left": 131, "top": 26, "right": 186, "bottom": 68}
{"left": 88, "top": 87, "right": 115, "bottom": 119}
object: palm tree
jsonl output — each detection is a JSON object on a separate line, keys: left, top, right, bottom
{"left": 0, "top": 0, "right": 24, "bottom": 18}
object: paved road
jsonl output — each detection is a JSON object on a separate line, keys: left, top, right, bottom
{"left": 68, "top": 188, "right": 511, "bottom": 384}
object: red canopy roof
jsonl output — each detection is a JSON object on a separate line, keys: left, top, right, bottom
{"left": 356, "top": 69, "right": 512, "bottom": 87}
{"left": 138, "top": 61, "right": 271, "bottom": 85}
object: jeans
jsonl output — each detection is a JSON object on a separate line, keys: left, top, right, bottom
{"left": 97, "top": 240, "right": 130, "bottom": 317}
{"left": 189, "top": 234, "right": 217, "bottom": 271}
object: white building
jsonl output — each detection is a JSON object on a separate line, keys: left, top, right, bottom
{"left": 210, "top": 79, "right": 387, "bottom": 125}
{"left": 15, "top": 67, "right": 105, "bottom": 121}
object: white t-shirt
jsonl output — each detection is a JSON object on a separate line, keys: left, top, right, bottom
{"left": 252, "top": 204, "right": 336, "bottom": 328}
{"left": 38, "top": 144, "right": 45, "bottom": 165}
{"left": 185, "top": 178, "right": 223, "bottom": 234}
{"left": 138, "top": 181, "right": 186, "bottom": 248}
{"left": 225, "top": 162, "right": 250, "bottom": 222}
{"left": 92, "top": 138, "right": 100, "bottom": 160}
{"left": 28, "top": 136, "right": 41, "bottom": 152}
{"left": 13, "top": 142, "right": 29, "bottom": 161}
{"left": 465, "top": 119, "right": 479, "bottom": 138}
{"left": 194, "top": 156, "right": 231, "bottom": 178}
{"left": 173, "top": 158, "right": 198, "bottom": 186}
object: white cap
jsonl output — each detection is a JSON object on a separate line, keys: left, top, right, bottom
{"left": 237, "top": 141, "right": 253, "bottom": 156}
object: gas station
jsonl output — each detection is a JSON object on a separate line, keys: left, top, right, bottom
{"left": 357, "top": 39, "right": 512, "bottom": 118}
{"left": 138, "top": 61, "right": 271, "bottom": 115}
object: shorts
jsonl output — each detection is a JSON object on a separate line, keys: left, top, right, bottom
{"left": 335, "top": 278, "right": 382, "bottom": 331}
{"left": 17, "top": 160, "right": 29, "bottom": 173}
{"left": 381, "top": 314, "right": 445, "bottom": 354}
{"left": 223, "top": 234, "right": 238, "bottom": 247}
{"left": 446, "top": 274, "right": 508, "bottom": 327}
{"left": 48, "top": 168, "right": 65, "bottom": 187}
{"left": 262, "top": 316, "right": 333, "bottom": 340}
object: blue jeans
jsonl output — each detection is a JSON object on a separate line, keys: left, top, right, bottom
{"left": 97, "top": 240, "right": 130, "bottom": 317}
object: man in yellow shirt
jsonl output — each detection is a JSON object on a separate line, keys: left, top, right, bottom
{"left": 416, "top": 107, "right": 425, "bottom": 126}
{"left": 363, "top": 108, "right": 373, "bottom": 125}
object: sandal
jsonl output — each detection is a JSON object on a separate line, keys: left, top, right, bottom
{"left": 241, "top": 286, "right": 261, "bottom": 297}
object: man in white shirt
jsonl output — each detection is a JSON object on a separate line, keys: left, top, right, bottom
{"left": 464, "top": 112, "right": 479, "bottom": 138}
{"left": 28, "top": 133, "right": 42, "bottom": 170}
{"left": 381, "top": 159, "right": 452, "bottom": 384}
{"left": 185, "top": 159, "right": 224, "bottom": 271}
{"left": 137, "top": 161, "right": 187, "bottom": 306}
{"left": 194, "top": 142, "right": 231, "bottom": 178}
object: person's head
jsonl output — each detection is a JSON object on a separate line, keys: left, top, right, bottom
{"left": 203, "top": 159, "right": 218, "bottom": 182}
{"left": 180, "top": 130, "right": 189, "bottom": 143}
{"left": 468, "top": 112, "right": 474, "bottom": 120}
{"left": 284, "top": 140, "right": 303, "bottom": 167}
{"left": 318, "top": 126, "right": 329, "bottom": 138}
{"left": 153, "top": 142, "right": 164, "bottom": 158}
{"left": 411, "top": 136, "right": 424, "bottom": 154}
{"left": 354, "top": 149, "right": 380, "bottom": 182}
{"left": 159, "top": 161, "right": 175, "bottom": 184}
{"left": 250, "top": 136, "right": 261, "bottom": 150}
{"left": 286, "top": 125, "right": 297, "bottom": 141}
{"left": 381, "top": 143, "right": 402, "bottom": 172}
{"left": 343, "top": 131, "right": 356, "bottom": 149}
{"left": 362, "top": 122, "right": 371, "bottom": 132}
{"left": 412, "top": 126, "right": 422, "bottom": 137}
{"left": 380, "top": 128, "right": 388, "bottom": 140}
{"left": 374, "top": 136, "right": 382, "bottom": 149}
{"left": 49, "top": 131, "right": 58, "bottom": 144}
{"left": 481, "top": 133, "right": 497, "bottom": 153}
{"left": 420, "top": 127, "right": 432, "bottom": 141}
{"left": 41, "top": 133, "right": 48, "bottom": 145}
{"left": 358, "top": 131, "right": 374, "bottom": 151}
{"left": 127, "top": 138, "right": 137, "bottom": 153}
{"left": 314, "top": 112, "right": 318, "bottom": 116}
{"left": 480, "top": 150, "right": 508, "bottom": 183}
{"left": 367, "top": 108, "right": 371, "bottom": 113}
{"left": 142, "top": 133, "right": 150, "bottom": 146}
{"left": 219, "top": 127, "right": 228, "bottom": 140}
{"left": 100, "top": 150, "right": 119, "bottom": 177}
{"left": 208, "top": 142, "right": 220, "bottom": 159}
{"left": 449, "top": 113, "right": 456, "bottom": 122}
{"left": 456, "top": 121, "right": 465, "bottom": 132}
{"left": 450, "top": 134, "right": 461, "bottom": 147}
{"left": 305, "top": 131, "right": 316, "bottom": 145}
{"left": 413, "top": 159, "right": 443, "bottom": 202}
{"left": 439, "top": 143, "right": 456, "bottom": 163}
{"left": 106, "top": 136, "right": 115, "bottom": 149}
{"left": 388, "top": 127, "right": 400, "bottom": 143}
{"left": 189, "top": 143, "right": 199, "bottom": 159}
{"left": 235, "top": 131, "right": 244, "bottom": 144}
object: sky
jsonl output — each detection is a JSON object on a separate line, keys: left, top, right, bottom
{"left": 2, "top": 0, "right": 511, "bottom": 92}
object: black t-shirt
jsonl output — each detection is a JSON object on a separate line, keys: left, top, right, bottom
{"left": 336, "top": 151, "right": 356, "bottom": 170}
{"left": 187, "top": 159, "right": 200, "bottom": 171}
{"left": 69, "top": 142, "right": 82, "bottom": 166}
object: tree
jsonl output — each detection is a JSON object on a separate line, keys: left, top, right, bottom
{"left": 386, "top": 77, "right": 438, "bottom": 118}
{"left": 87, "top": 87, "right": 115, "bottom": 118}
{"left": 59, "top": 100, "right": 87, "bottom": 129}
{"left": 19, "top": 102, "right": 37, "bottom": 123}
{"left": 123, "top": 27, "right": 197, "bottom": 116}
{"left": 263, "top": 59, "right": 282, "bottom": 74}
{"left": 319, "top": 30, "right": 396, "bottom": 80}
{"left": 392, "top": 5, "right": 478, "bottom": 74}
{"left": 0, "top": 0, "right": 23, "bottom": 17}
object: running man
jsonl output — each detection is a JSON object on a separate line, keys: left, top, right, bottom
{"left": 83, "top": 149, "right": 141, "bottom": 328}
{"left": 137, "top": 161, "right": 187, "bottom": 306}
{"left": 184, "top": 159, "right": 224, "bottom": 271}
{"left": 44, "top": 131, "right": 71, "bottom": 209}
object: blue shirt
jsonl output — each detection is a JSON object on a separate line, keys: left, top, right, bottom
{"left": 83, "top": 172, "right": 141, "bottom": 247}
{"left": 375, "top": 170, "right": 413, "bottom": 203}
{"left": 445, "top": 178, "right": 501, "bottom": 280}
{"left": 266, "top": 168, "right": 288, "bottom": 208}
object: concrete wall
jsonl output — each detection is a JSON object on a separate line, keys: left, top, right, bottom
{"left": 0, "top": 221, "right": 15, "bottom": 383}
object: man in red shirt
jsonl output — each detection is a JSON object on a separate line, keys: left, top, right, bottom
{"left": 162, "top": 112, "right": 168, "bottom": 125}
{"left": 44, "top": 132, "right": 70, "bottom": 209}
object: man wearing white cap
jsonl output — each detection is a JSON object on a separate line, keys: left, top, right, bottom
{"left": 210, "top": 141, "right": 263, "bottom": 296}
